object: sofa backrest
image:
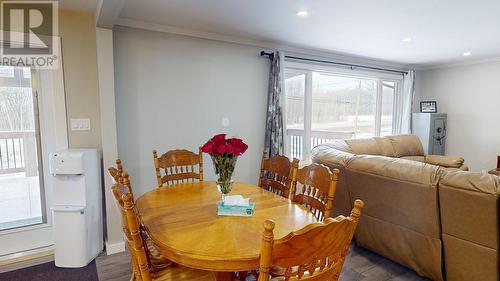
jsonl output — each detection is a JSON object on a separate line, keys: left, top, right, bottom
{"left": 385, "top": 135, "right": 425, "bottom": 157}
{"left": 438, "top": 171, "right": 499, "bottom": 281}
{"left": 330, "top": 134, "right": 425, "bottom": 158}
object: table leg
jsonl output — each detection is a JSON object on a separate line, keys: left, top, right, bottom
{"left": 213, "top": 272, "right": 235, "bottom": 281}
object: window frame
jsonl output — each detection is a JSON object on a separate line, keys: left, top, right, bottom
{"left": 284, "top": 61, "right": 403, "bottom": 161}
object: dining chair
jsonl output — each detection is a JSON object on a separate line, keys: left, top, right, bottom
{"left": 111, "top": 172, "right": 180, "bottom": 280}
{"left": 258, "top": 200, "right": 364, "bottom": 281}
{"left": 108, "top": 159, "right": 124, "bottom": 183}
{"left": 112, "top": 172, "right": 213, "bottom": 281}
{"left": 152, "top": 147, "right": 204, "bottom": 187}
{"left": 258, "top": 152, "right": 299, "bottom": 199}
{"left": 290, "top": 163, "right": 339, "bottom": 222}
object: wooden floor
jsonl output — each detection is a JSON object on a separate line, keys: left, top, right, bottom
{"left": 95, "top": 244, "right": 429, "bottom": 281}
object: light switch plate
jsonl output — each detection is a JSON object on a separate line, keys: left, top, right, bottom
{"left": 71, "top": 118, "right": 91, "bottom": 131}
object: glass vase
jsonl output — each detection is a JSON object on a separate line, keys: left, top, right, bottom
{"left": 211, "top": 154, "right": 238, "bottom": 201}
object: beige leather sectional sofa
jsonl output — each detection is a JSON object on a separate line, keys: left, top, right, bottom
{"left": 311, "top": 135, "right": 499, "bottom": 281}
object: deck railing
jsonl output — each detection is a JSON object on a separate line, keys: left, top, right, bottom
{"left": 0, "top": 131, "right": 37, "bottom": 176}
{"left": 287, "top": 129, "right": 354, "bottom": 160}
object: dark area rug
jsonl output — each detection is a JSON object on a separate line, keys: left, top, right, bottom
{"left": 0, "top": 261, "right": 99, "bottom": 281}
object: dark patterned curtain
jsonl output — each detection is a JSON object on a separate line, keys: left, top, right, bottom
{"left": 264, "top": 51, "right": 284, "bottom": 157}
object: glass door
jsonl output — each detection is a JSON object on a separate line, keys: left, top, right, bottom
{"left": 0, "top": 65, "right": 47, "bottom": 233}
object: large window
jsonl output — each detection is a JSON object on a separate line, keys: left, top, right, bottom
{"left": 285, "top": 62, "right": 402, "bottom": 160}
{"left": 0, "top": 66, "right": 45, "bottom": 231}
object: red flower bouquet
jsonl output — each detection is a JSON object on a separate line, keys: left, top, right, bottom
{"left": 201, "top": 134, "right": 248, "bottom": 196}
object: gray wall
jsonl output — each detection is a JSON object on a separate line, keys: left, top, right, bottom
{"left": 415, "top": 61, "right": 500, "bottom": 171}
{"left": 113, "top": 26, "right": 269, "bottom": 196}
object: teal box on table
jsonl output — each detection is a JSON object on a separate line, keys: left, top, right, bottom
{"left": 217, "top": 201, "right": 255, "bottom": 217}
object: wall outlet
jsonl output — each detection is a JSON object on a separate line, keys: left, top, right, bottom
{"left": 71, "top": 118, "right": 91, "bottom": 131}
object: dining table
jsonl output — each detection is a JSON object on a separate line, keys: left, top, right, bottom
{"left": 136, "top": 180, "right": 318, "bottom": 281}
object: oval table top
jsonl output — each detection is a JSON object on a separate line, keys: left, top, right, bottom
{"left": 136, "top": 181, "right": 317, "bottom": 272}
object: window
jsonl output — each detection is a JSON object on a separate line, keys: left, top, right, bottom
{"left": 284, "top": 62, "right": 402, "bottom": 160}
{"left": 0, "top": 66, "right": 45, "bottom": 231}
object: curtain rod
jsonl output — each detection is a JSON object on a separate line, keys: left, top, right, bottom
{"left": 260, "top": 51, "right": 408, "bottom": 75}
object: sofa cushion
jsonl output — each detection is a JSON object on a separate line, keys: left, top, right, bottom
{"left": 311, "top": 143, "right": 354, "bottom": 168}
{"left": 426, "top": 155, "right": 464, "bottom": 168}
{"left": 347, "top": 155, "right": 442, "bottom": 186}
{"left": 386, "top": 135, "right": 425, "bottom": 157}
{"left": 439, "top": 171, "right": 499, "bottom": 250}
{"left": 321, "top": 139, "right": 352, "bottom": 154}
{"left": 441, "top": 170, "right": 500, "bottom": 195}
{"left": 374, "top": 137, "right": 396, "bottom": 157}
{"left": 401, "top": 155, "right": 426, "bottom": 162}
{"left": 345, "top": 138, "right": 382, "bottom": 155}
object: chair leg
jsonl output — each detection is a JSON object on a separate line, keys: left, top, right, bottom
{"left": 236, "top": 271, "right": 248, "bottom": 280}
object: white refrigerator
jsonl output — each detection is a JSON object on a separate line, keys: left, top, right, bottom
{"left": 49, "top": 149, "right": 103, "bottom": 268}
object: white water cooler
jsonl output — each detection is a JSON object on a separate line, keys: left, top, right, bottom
{"left": 50, "top": 149, "right": 103, "bottom": 268}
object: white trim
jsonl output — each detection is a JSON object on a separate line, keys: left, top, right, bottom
{"left": 105, "top": 241, "right": 125, "bottom": 255}
{"left": 303, "top": 72, "right": 313, "bottom": 161}
{"left": 0, "top": 245, "right": 53, "bottom": 262}
{"left": 0, "top": 223, "right": 51, "bottom": 236}
{"left": 95, "top": 0, "right": 127, "bottom": 28}
{"left": 0, "top": 59, "right": 68, "bottom": 255}
{"left": 283, "top": 61, "right": 403, "bottom": 160}
{"left": 419, "top": 56, "right": 500, "bottom": 70}
{"left": 95, "top": 27, "right": 122, "bottom": 248}
{"left": 114, "top": 17, "right": 500, "bottom": 71}
{"left": 114, "top": 18, "right": 410, "bottom": 72}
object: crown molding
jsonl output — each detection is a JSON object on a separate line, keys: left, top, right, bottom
{"left": 114, "top": 17, "right": 411, "bottom": 71}
{"left": 418, "top": 56, "right": 500, "bottom": 71}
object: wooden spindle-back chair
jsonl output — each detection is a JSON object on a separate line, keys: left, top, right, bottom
{"left": 112, "top": 173, "right": 212, "bottom": 281}
{"left": 111, "top": 172, "right": 145, "bottom": 281}
{"left": 108, "top": 159, "right": 124, "bottom": 183}
{"left": 290, "top": 163, "right": 339, "bottom": 221}
{"left": 152, "top": 147, "right": 204, "bottom": 187}
{"left": 258, "top": 152, "right": 299, "bottom": 199}
{"left": 258, "top": 200, "right": 364, "bottom": 281}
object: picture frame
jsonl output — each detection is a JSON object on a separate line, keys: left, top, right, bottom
{"left": 420, "top": 101, "right": 437, "bottom": 113}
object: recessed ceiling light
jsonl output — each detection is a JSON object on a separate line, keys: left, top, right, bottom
{"left": 463, "top": 52, "right": 472, "bottom": 56}
{"left": 402, "top": 37, "right": 412, "bottom": 43}
{"left": 296, "top": 11, "right": 308, "bottom": 17}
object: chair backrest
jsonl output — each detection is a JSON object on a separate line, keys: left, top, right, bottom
{"left": 291, "top": 163, "right": 339, "bottom": 221}
{"left": 258, "top": 200, "right": 364, "bottom": 281}
{"left": 258, "top": 152, "right": 299, "bottom": 198}
{"left": 152, "top": 147, "right": 204, "bottom": 187}
{"left": 111, "top": 173, "right": 151, "bottom": 281}
{"left": 108, "top": 159, "right": 124, "bottom": 183}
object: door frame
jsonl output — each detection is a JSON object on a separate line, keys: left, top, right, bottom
{"left": 0, "top": 51, "right": 68, "bottom": 258}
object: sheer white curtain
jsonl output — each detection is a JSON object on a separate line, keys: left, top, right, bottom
{"left": 394, "top": 70, "right": 415, "bottom": 134}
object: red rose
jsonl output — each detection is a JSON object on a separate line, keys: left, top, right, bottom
{"left": 227, "top": 138, "right": 248, "bottom": 155}
{"left": 212, "top": 134, "right": 226, "bottom": 143}
{"left": 201, "top": 134, "right": 248, "bottom": 156}
{"left": 201, "top": 141, "right": 214, "bottom": 153}
{"left": 216, "top": 144, "right": 226, "bottom": 154}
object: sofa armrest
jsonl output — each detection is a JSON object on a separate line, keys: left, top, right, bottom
{"left": 425, "top": 155, "right": 464, "bottom": 168}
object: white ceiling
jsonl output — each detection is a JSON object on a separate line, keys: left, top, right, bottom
{"left": 112, "top": 0, "right": 500, "bottom": 67}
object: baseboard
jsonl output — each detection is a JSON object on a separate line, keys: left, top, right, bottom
{"left": 0, "top": 246, "right": 54, "bottom": 273}
{"left": 105, "top": 241, "right": 125, "bottom": 255}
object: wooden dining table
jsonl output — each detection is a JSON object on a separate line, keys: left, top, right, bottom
{"left": 136, "top": 181, "right": 317, "bottom": 281}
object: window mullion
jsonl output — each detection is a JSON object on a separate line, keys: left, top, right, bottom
{"left": 375, "top": 79, "right": 383, "bottom": 136}
{"left": 303, "top": 71, "right": 313, "bottom": 161}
